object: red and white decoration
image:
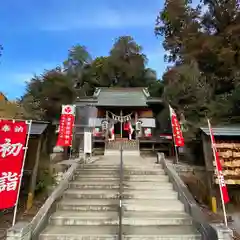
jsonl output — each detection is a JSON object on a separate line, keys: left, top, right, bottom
{"left": 56, "top": 105, "right": 75, "bottom": 147}
{"left": 0, "top": 120, "right": 29, "bottom": 209}
{"left": 124, "top": 121, "right": 134, "bottom": 140}
{"left": 208, "top": 120, "right": 229, "bottom": 203}
{"left": 128, "top": 121, "right": 134, "bottom": 140}
{"left": 208, "top": 119, "right": 229, "bottom": 226}
{"left": 93, "top": 127, "right": 101, "bottom": 137}
{"left": 169, "top": 106, "right": 184, "bottom": 147}
{"left": 144, "top": 128, "right": 152, "bottom": 137}
{"left": 109, "top": 124, "right": 115, "bottom": 141}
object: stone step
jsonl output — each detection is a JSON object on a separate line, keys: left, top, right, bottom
{"left": 124, "top": 175, "right": 169, "bottom": 182}
{"left": 122, "top": 190, "right": 178, "bottom": 200}
{"left": 49, "top": 211, "right": 192, "bottom": 226}
{"left": 122, "top": 199, "right": 185, "bottom": 212}
{"left": 74, "top": 172, "right": 120, "bottom": 177}
{"left": 63, "top": 189, "right": 119, "bottom": 199}
{"left": 58, "top": 199, "right": 119, "bottom": 212}
{"left": 39, "top": 225, "right": 201, "bottom": 240}
{"left": 69, "top": 181, "right": 173, "bottom": 190}
{"left": 77, "top": 165, "right": 120, "bottom": 170}
{"left": 69, "top": 181, "right": 120, "bottom": 190}
{"left": 50, "top": 211, "right": 119, "bottom": 226}
{"left": 74, "top": 175, "right": 120, "bottom": 181}
{"left": 123, "top": 226, "right": 201, "bottom": 240}
{"left": 105, "top": 151, "right": 140, "bottom": 156}
{"left": 63, "top": 189, "right": 178, "bottom": 200}
{"left": 39, "top": 226, "right": 117, "bottom": 240}
{"left": 75, "top": 169, "right": 165, "bottom": 175}
{"left": 74, "top": 175, "right": 169, "bottom": 182}
{"left": 77, "top": 165, "right": 163, "bottom": 171}
{"left": 122, "top": 211, "right": 192, "bottom": 226}
{"left": 123, "top": 182, "right": 172, "bottom": 190}
{"left": 58, "top": 199, "right": 185, "bottom": 212}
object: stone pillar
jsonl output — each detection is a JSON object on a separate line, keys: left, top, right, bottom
{"left": 7, "top": 222, "right": 32, "bottom": 240}
{"left": 157, "top": 152, "right": 165, "bottom": 164}
{"left": 210, "top": 224, "right": 233, "bottom": 240}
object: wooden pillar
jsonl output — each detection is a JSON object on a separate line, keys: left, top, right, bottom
{"left": 202, "top": 133, "right": 217, "bottom": 212}
{"left": 26, "top": 135, "right": 43, "bottom": 210}
{"left": 120, "top": 110, "right": 123, "bottom": 139}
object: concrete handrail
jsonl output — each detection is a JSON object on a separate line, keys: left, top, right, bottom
{"left": 7, "top": 160, "right": 81, "bottom": 240}
{"left": 157, "top": 153, "right": 233, "bottom": 240}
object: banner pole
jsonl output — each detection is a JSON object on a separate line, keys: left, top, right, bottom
{"left": 69, "top": 109, "right": 76, "bottom": 160}
{"left": 207, "top": 119, "right": 228, "bottom": 227}
{"left": 12, "top": 120, "right": 32, "bottom": 226}
{"left": 169, "top": 106, "right": 178, "bottom": 164}
{"left": 174, "top": 144, "right": 179, "bottom": 164}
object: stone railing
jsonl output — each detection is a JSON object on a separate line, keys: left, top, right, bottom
{"left": 157, "top": 153, "right": 233, "bottom": 240}
{"left": 6, "top": 161, "right": 80, "bottom": 240}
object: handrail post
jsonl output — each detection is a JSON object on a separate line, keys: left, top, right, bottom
{"left": 119, "top": 142, "right": 123, "bottom": 240}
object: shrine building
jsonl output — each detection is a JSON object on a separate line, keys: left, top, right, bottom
{"left": 74, "top": 87, "right": 173, "bottom": 155}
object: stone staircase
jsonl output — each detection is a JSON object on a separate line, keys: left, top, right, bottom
{"left": 105, "top": 140, "right": 139, "bottom": 156}
{"left": 39, "top": 155, "right": 201, "bottom": 239}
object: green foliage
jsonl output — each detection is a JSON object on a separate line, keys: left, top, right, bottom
{"left": 21, "top": 68, "right": 75, "bottom": 121}
{"left": 35, "top": 169, "right": 54, "bottom": 193}
{"left": 21, "top": 36, "right": 159, "bottom": 122}
{"left": 156, "top": 0, "right": 240, "bottom": 128}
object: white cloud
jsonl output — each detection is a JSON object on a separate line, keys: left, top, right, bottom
{"left": 0, "top": 62, "right": 61, "bottom": 85}
{"left": 39, "top": 5, "right": 157, "bottom": 31}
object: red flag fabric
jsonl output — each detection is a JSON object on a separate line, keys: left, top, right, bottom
{"left": 169, "top": 106, "right": 184, "bottom": 147}
{"left": 208, "top": 120, "right": 229, "bottom": 204}
{"left": 56, "top": 105, "right": 75, "bottom": 147}
{"left": 123, "top": 122, "right": 129, "bottom": 131}
{"left": 0, "top": 120, "right": 28, "bottom": 209}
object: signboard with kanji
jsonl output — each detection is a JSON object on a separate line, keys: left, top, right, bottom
{"left": 0, "top": 120, "right": 28, "bottom": 209}
{"left": 170, "top": 106, "right": 185, "bottom": 147}
{"left": 56, "top": 105, "right": 75, "bottom": 147}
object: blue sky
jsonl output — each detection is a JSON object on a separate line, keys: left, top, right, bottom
{"left": 0, "top": 0, "right": 168, "bottom": 99}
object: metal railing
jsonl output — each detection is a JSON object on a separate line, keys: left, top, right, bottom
{"left": 118, "top": 143, "right": 123, "bottom": 240}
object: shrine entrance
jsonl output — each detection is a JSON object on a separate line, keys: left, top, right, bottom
{"left": 114, "top": 121, "right": 130, "bottom": 140}
{"left": 107, "top": 110, "right": 134, "bottom": 141}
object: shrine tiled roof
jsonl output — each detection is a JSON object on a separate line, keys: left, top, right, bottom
{"left": 200, "top": 126, "right": 240, "bottom": 136}
{"left": 75, "top": 87, "right": 163, "bottom": 107}
{"left": 27, "top": 121, "right": 48, "bottom": 135}
{"left": 93, "top": 88, "right": 149, "bottom": 107}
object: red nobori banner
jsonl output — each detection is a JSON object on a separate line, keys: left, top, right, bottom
{"left": 208, "top": 120, "right": 229, "bottom": 203}
{"left": 0, "top": 120, "right": 28, "bottom": 209}
{"left": 56, "top": 105, "right": 75, "bottom": 147}
{"left": 170, "top": 105, "right": 184, "bottom": 147}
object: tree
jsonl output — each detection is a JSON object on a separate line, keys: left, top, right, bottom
{"left": 155, "top": 0, "right": 201, "bottom": 64}
{"left": 19, "top": 36, "right": 163, "bottom": 121}
{"left": 21, "top": 68, "right": 75, "bottom": 121}
{"left": 0, "top": 100, "right": 23, "bottom": 119}
{"left": 90, "top": 57, "right": 115, "bottom": 87}
{"left": 163, "top": 62, "right": 211, "bottom": 122}
{"left": 156, "top": 0, "right": 240, "bottom": 125}
{"left": 64, "top": 45, "right": 93, "bottom": 96}
{"left": 108, "top": 36, "right": 155, "bottom": 87}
